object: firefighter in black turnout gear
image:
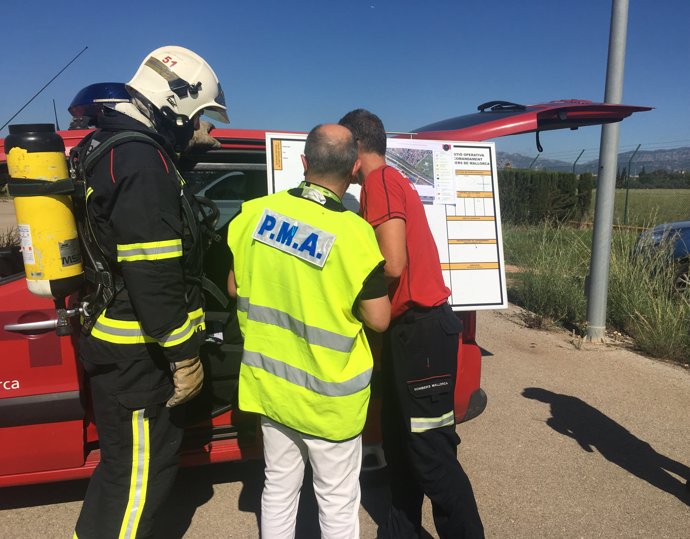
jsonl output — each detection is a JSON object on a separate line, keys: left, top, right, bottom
{"left": 72, "top": 46, "right": 229, "bottom": 539}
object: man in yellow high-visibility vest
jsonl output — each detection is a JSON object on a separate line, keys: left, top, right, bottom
{"left": 227, "top": 123, "right": 390, "bottom": 538}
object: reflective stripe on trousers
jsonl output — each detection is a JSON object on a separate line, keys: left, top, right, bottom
{"left": 410, "top": 410, "right": 455, "bottom": 433}
{"left": 119, "top": 408, "right": 150, "bottom": 539}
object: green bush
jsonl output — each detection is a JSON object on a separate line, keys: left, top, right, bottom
{"left": 499, "top": 169, "right": 593, "bottom": 224}
{"left": 577, "top": 173, "right": 595, "bottom": 218}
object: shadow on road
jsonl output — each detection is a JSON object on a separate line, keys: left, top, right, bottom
{"left": 359, "top": 467, "right": 436, "bottom": 539}
{"left": 0, "top": 478, "right": 89, "bottom": 509}
{"left": 154, "top": 458, "right": 264, "bottom": 538}
{"left": 522, "top": 387, "right": 690, "bottom": 504}
{"left": 155, "top": 459, "right": 410, "bottom": 538}
{"left": 0, "top": 459, "right": 434, "bottom": 538}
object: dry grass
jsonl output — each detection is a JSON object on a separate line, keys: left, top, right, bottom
{"left": 504, "top": 223, "right": 690, "bottom": 364}
{"left": 0, "top": 226, "right": 18, "bottom": 248}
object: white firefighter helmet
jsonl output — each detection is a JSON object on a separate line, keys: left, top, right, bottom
{"left": 126, "top": 45, "right": 229, "bottom": 126}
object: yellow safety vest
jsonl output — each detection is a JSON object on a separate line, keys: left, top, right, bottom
{"left": 227, "top": 189, "right": 383, "bottom": 441}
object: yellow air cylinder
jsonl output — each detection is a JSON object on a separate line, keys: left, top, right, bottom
{"left": 5, "top": 124, "right": 83, "bottom": 299}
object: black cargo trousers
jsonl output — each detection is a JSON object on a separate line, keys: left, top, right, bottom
{"left": 74, "top": 354, "right": 185, "bottom": 539}
{"left": 378, "top": 303, "right": 484, "bottom": 539}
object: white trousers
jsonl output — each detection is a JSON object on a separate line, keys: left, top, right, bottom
{"left": 260, "top": 416, "right": 362, "bottom": 539}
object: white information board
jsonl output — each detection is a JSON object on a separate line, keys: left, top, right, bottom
{"left": 265, "top": 133, "right": 507, "bottom": 311}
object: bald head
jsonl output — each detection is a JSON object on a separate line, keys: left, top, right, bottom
{"left": 303, "top": 124, "right": 359, "bottom": 187}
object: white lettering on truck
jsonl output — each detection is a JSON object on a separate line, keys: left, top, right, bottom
{"left": 0, "top": 380, "right": 21, "bottom": 391}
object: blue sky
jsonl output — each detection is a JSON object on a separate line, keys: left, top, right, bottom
{"left": 1, "top": 0, "right": 688, "bottom": 165}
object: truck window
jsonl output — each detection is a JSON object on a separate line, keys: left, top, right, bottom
{"left": 183, "top": 163, "right": 268, "bottom": 228}
{"left": 0, "top": 167, "right": 21, "bottom": 280}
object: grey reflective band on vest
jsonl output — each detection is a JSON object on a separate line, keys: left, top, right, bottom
{"left": 242, "top": 350, "right": 372, "bottom": 397}
{"left": 236, "top": 297, "right": 355, "bottom": 353}
{"left": 410, "top": 410, "right": 455, "bottom": 433}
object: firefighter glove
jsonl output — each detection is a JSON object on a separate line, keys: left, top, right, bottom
{"left": 167, "top": 356, "right": 204, "bottom": 407}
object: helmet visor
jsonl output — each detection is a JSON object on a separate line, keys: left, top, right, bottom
{"left": 203, "top": 82, "right": 229, "bottom": 123}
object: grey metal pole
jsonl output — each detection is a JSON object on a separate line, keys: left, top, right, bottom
{"left": 586, "top": 0, "right": 629, "bottom": 342}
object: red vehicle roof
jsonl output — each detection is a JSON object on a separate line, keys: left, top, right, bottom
{"left": 410, "top": 99, "right": 652, "bottom": 141}
{"left": 0, "top": 100, "right": 651, "bottom": 162}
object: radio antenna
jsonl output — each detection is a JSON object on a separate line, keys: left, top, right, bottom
{"left": 1, "top": 45, "right": 88, "bottom": 132}
{"left": 53, "top": 99, "right": 61, "bottom": 131}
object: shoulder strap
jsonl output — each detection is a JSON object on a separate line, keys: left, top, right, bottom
{"left": 81, "top": 131, "right": 169, "bottom": 176}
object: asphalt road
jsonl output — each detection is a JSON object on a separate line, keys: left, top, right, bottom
{"left": 1, "top": 305, "right": 689, "bottom": 538}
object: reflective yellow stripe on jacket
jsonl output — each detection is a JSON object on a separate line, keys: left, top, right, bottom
{"left": 116, "top": 239, "right": 183, "bottom": 262}
{"left": 92, "top": 308, "right": 204, "bottom": 347}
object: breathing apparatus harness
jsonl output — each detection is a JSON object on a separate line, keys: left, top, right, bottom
{"left": 68, "top": 130, "right": 225, "bottom": 334}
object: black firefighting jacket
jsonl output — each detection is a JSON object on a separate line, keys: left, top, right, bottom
{"left": 78, "top": 110, "right": 204, "bottom": 365}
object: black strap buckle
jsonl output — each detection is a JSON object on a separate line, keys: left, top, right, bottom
{"left": 6, "top": 178, "right": 75, "bottom": 197}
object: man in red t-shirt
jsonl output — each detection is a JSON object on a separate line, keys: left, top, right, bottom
{"left": 340, "top": 109, "right": 484, "bottom": 539}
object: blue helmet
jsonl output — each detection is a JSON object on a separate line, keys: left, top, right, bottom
{"left": 68, "top": 82, "right": 131, "bottom": 118}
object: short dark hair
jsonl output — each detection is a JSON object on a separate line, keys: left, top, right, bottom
{"left": 304, "top": 124, "right": 358, "bottom": 181}
{"left": 338, "top": 109, "right": 387, "bottom": 156}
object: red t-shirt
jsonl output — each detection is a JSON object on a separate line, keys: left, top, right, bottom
{"left": 360, "top": 165, "right": 450, "bottom": 319}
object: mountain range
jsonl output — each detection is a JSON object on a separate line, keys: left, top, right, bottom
{"left": 497, "top": 146, "right": 690, "bottom": 174}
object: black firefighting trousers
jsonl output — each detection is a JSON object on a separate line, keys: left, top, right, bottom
{"left": 74, "top": 355, "right": 184, "bottom": 539}
{"left": 378, "top": 303, "right": 484, "bottom": 539}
